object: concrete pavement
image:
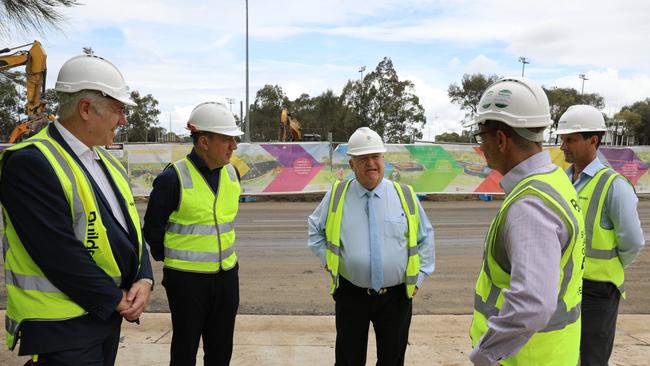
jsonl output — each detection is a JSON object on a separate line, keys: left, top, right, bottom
{"left": 1, "top": 312, "right": 649, "bottom": 365}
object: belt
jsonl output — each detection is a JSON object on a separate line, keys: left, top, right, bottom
{"left": 340, "top": 276, "right": 403, "bottom": 296}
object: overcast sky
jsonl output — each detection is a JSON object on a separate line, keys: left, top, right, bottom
{"left": 3, "top": 0, "right": 650, "bottom": 140}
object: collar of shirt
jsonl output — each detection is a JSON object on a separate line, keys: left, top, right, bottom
{"left": 500, "top": 150, "right": 556, "bottom": 194}
{"left": 188, "top": 148, "right": 222, "bottom": 174}
{"left": 566, "top": 157, "right": 606, "bottom": 185}
{"left": 53, "top": 120, "right": 100, "bottom": 161}
{"left": 352, "top": 178, "right": 386, "bottom": 199}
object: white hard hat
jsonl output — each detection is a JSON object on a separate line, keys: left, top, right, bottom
{"left": 55, "top": 54, "right": 136, "bottom": 106}
{"left": 187, "top": 101, "right": 244, "bottom": 136}
{"left": 555, "top": 105, "right": 607, "bottom": 135}
{"left": 473, "top": 77, "right": 552, "bottom": 128}
{"left": 347, "top": 127, "right": 386, "bottom": 156}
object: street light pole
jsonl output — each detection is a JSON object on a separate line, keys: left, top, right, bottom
{"left": 579, "top": 73, "right": 589, "bottom": 95}
{"left": 245, "top": 0, "right": 250, "bottom": 142}
{"left": 518, "top": 56, "right": 530, "bottom": 77}
{"left": 358, "top": 66, "right": 366, "bottom": 122}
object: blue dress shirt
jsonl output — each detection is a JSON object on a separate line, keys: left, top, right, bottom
{"left": 308, "top": 178, "right": 435, "bottom": 289}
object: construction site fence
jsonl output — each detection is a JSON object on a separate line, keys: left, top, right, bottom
{"left": 6, "top": 142, "right": 650, "bottom": 196}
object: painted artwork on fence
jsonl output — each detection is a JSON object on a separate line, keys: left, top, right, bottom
{"left": 105, "top": 142, "right": 650, "bottom": 196}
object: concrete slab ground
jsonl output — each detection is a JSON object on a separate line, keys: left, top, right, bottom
{"left": 1, "top": 312, "right": 649, "bottom": 365}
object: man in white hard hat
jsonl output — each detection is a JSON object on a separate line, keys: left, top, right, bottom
{"left": 0, "top": 54, "right": 153, "bottom": 365}
{"left": 557, "top": 105, "right": 645, "bottom": 365}
{"left": 468, "top": 78, "right": 585, "bottom": 366}
{"left": 308, "top": 127, "right": 435, "bottom": 365}
{"left": 144, "top": 101, "right": 243, "bottom": 366}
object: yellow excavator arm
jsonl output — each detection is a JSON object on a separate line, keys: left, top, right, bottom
{"left": 279, "top": 108, "right": 302, "bottom": 142}
{"left": 0, "top": 40, "right": 51, "bottom": 143}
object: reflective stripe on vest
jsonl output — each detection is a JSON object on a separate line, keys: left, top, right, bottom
{"left": 1, "top": 126, "right": 140, "bottom": 350}
{"left": 473, "top": 178, "right": 582, "bottom": 332}
{"left": 579, "top": 167, "right": 627, "bottom": 296}
{"left": 471, "top": 167, "right": 584, "bottom": 365}
{"left": 163, "top": 158, "right": 240, "bottom": 273}
{"left": 324, "top": 180, "right": 420, "bottom": 298}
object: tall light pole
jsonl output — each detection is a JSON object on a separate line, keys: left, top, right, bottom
{"left": 245, "top": 0, "right": 250, "bottom": 142}
{"left": 358, "top": 66, "right": 366, "bottom": 122}
{"left": 579, "top": 73, "right": 589, "bottom": 95}
{"left": 518, "top": 56, "right": 530, "bottom": 77}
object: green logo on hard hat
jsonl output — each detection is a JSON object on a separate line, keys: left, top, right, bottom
{"left": 481, "top": 91, "right": 494, "bottom": 109}
{"left": 494, "top": 89, "right": 512, "bottom": 108}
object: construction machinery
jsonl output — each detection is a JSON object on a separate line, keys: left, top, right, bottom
{"left": 0, "top": 40, "right": 51, "bottom": 143}
{"left": 279, "top": 108, "right": 302, "bottom": 142}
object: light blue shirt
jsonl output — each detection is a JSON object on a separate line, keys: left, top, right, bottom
{"left": 567, "top": 157, "right": 645, "bottom": 268}
{"left": 308, "top": 178, "right": 435, "bottom": 289}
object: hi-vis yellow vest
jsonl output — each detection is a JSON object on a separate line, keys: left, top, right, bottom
{"left": 470, "top": 168, "right": 585, "bottom": 365}
{"left": 163, "top": 158, "right": 240, "bottom": 272}
{"left": 1, "top": 127, "right": 143, "bottom": 350}
{"left": 324, "top": 179, "right": 420, "bottom": 298}
{"left": 579, "top": 167, "right": 628, "bottom": 297}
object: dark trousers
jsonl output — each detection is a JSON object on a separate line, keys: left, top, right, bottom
{"left": 163, "top": 264, "right": 240, "bottom": 366}
{"left": 334, "top": 276, "right": 412, "bottom": 366}
{"left": 581, "top": 279, "right": 621, "bottom": 366}
{"left": 30, "top": 327, "right": 120, "bottom": 366}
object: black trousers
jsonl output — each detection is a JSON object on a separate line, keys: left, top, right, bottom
{"left": 163, "top": 264, "right": 239, "bottom": 366}
{"left": 31, "top": 326, "right": 120, "bottom": 366}
{"left": 334, "top": 276, "right": 412, "bottom": 366}
{"left": 580, "top": 279, "right": 621, "bottom": 366}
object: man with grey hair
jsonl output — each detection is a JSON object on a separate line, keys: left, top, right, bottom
{"left": 468, "top": 78, "right": 585, "bottom": 365}
{"left": 0, "top": 54, "right": 153, "bottom": 365}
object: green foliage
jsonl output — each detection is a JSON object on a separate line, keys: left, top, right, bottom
{"left": 120, "top": 91, "right": 161, "bottom": 142}
{"left": 618, "top": 99, "right": 650, "bottom": 145}
{"left": 248, "top": 84, "right": 290, "bottom": 141}
{"left": 0, "top": 0, "right": 79, "bottom": 34}
{"left": 248, "top": 58, "right": 426, "bottom": 143}
{"left": 448, "top": 73, "right": 501, "bottom": 122}
{"left": 0, "top": 74, "right": 22, "bottom": 140}
{"left": 435, "top": 131, "right": 471, "bottom": 143}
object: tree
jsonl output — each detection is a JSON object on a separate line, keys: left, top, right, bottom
{"left": 0, "top": 73, "right": 22, "bottom": 141}
{"left": 353, "top": 57, "right": 426, "bottom": 143}
{"left": 448, "top": 73, "right": 501, "bottom": 123}
{"left": 120, "top": 91, "right": 161, "bottom": 142}
{"left": 618, "top": 99, "right": 650, "bottom": 145}
{"left": 544, "top": 87, "right": 605, "bottom": 133}
{"left": 248, "top": 84, "right": 289, "bottom": 141}
{"left": 435, "top": 132, "right": 471, "bottom": 143}
{"left": 1, "top": 0, "right": 78, "bottom": 34}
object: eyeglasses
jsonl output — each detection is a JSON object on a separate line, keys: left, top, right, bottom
{"left": 473, "top": 130, "right": 490, "bottom": 144}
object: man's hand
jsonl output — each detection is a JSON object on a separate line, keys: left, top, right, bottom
{"left": 120, "top": 279, "right": 152, "bottom": 322}
{"left": 412, "top": 286, "right": 419, "bottom": 297}
{"left": 115, "top": 289, "right": 132, "bottom": 313}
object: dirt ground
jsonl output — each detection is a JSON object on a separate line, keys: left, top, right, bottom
{"left": 142, "top": 200, "right": 650, "bottom": 316}
{"left": 2, "top": 200, "right": 649, "bottom": 315}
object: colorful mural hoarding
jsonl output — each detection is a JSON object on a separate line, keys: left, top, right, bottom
{"left": 25, "top": 142, "right": 645, "bottom": 196}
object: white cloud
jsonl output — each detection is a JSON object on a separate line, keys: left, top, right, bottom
{"left": 552, "top": 69, "right": 650, "bottom": 116}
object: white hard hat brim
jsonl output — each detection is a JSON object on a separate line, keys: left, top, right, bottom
{"left": 191, "top": 125, "right": 245, "bottom": 137}
{"left": 555, "top": 127, "right": 608, "bottom": 135}
{"left": 347, "top": 146, "right": 387, "bottom": 156}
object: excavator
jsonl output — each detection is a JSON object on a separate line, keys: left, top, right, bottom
{"left": 0, "top": 40, "right": 51, "bottom": 143}
{"left": 279, "top": 108, "right": 302, "bottom": 142}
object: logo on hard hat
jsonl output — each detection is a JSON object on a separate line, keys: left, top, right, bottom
{"left": 494, "top": 90, "right": 512, "bottom": 108}
{"left": 366, "top": 135, "right": 372, "bottom": 141}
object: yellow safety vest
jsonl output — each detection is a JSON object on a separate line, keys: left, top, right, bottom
{"left": 470, "top": 168, "right": 585, "bottom": 365}
{"left": 578, "top": 167, "right": 628, "bottom": 297}
{"left": 163, "top": 158, "right": 240, "bottom": 272}
{"left": 1, "top": 127, "right": 142, "bottom": 350}
{"left": 324, "top": 179, "right": 421, "bottom": 298}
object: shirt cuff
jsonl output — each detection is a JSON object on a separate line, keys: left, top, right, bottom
{"left": 138, "top": 278, "right": 154, "bottom": 291}
{"left": 469, "top": 346, "right": 498, "bottom": 366}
